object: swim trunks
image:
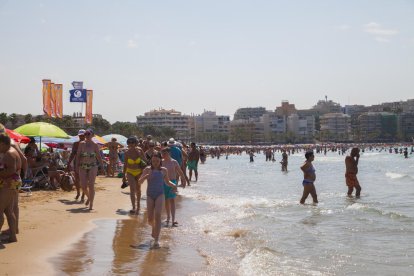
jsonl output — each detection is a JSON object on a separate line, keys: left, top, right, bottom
{"left": 345, "top": 173, "right": 359, "bottom": 187}
{"left": 187, "top": 160, "right": 198, "bottom": 170}
{"left": 164, "top": 179, "right": 177, "bottom": 199}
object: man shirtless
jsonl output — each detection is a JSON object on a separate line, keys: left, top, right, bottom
{"left": 345, "top": 148, "right": 361, "bottom": 197}
{"left": 104, "top": 138, "right": 124, "bottom": 177}
{"left": 0, "top": 134, "right": 21, "bottom": 243}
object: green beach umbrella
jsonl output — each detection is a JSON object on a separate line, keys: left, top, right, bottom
{"left": 14, "top": 122, "right": 70, "bottom": 150}
{"left": 14, "top": 122, "right": 69, "bottom": 138}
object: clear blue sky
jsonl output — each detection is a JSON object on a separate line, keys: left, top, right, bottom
{"left": 0, "top": 0, "right": 413, "bottom": 122}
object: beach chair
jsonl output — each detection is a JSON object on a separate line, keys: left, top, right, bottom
{"left": 20, "top": 178, "right": 33, "bottom": 196}
{"left": 27, "top": 165, "right": 50, "bottom": 189}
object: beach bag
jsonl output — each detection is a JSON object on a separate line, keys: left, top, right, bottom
{"left": 60, "top": 173, "right": 74, "bottom": 192}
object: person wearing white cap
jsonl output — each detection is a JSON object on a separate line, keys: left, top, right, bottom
{"left": 67, "top": 129, "right": 86, "bottom": 201}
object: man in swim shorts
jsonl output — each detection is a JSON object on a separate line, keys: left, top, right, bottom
{"left": 345, "top": 147, "right": 361, "bottom": 197}
{"left": 187, "top": 142, "right": 200, "bottom": 182}
{"left": 104, "top": 137, "right": 124, "bottom": 177}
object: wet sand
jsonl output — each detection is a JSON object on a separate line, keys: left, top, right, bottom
{"left": 0, "top": 176, "right": 231, "bottom": 275}
{"left": 53, "top": 196, "right": 210, "bottom": 275}
{"left": 0, "top": 176, "right": 146, "bottom": 275}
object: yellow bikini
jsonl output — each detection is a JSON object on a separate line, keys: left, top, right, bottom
{"left": 126, "top": 158, "right": 143, "bottom": 177}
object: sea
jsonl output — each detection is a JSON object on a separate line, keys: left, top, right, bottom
{"left": 55, "top": 149, "right": 414, "bottom": 276}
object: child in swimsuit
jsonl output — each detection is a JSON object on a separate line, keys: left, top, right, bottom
{"left": 138, "top": 151, "right": 177, "bottom": 249}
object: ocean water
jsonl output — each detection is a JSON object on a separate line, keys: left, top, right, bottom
{"left": 181, "top": 150, "right": 414, "bottom": 275}
{"left": 55, "top": 150, "right": 414, "bottom": 275}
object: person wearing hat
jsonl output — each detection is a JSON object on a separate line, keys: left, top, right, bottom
{"left": 67, "top": 129, "right": 86, "bottom": 201}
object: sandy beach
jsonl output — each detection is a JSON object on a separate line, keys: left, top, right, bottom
{"left": 0, "top": 177, "right": 148, "bottom": 276}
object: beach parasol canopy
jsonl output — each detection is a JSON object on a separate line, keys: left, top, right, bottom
{"left": 14, "top": 122, "right": 70, "bottom": 138}
{"left": 102, "top": 134, "right": 128, "bottom": 145}
{"left": 5, "top": 128, "right": 31, "bottom": 143}
{"left": 73, "top": 135, "right": 107, "bottom": 145}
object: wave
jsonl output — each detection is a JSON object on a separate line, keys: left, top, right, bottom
{"left": 238, "top": 247, "right": 326, "bottom": 276}
{"left": 346, "top": 203, "right": 411, "bottom": 220}
{"left": 385, "top": 172, "right": 412, "bottom": 180}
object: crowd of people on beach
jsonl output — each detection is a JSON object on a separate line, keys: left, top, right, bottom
{"left": 0, "top": 124, "right": 202, "bottom": 248}
{"left": 1, "top": 121, "right": 412, "bottom": 248}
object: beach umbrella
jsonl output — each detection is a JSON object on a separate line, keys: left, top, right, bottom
{"left": 73, "top": 135, "right": 107, "bottom": 145}
{"left": 15, "top": 122, "right": 70, "bottom": 150}
{"left": 14, "top": 122, "right": 69, "bottom": 138}
{"left": 102, "top": 134, "right": 128, "bottom": 145}
{"left": 5, "top": 128, "right": 31, "bottom": 143}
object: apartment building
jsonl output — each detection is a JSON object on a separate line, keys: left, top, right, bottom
{"left": 358, "top": 112, "right": 397, "bottom": 142}
{"left": 319, "top": 113, "right": 351, "bottom": 142}
{"left": 136, "top": 109, "right": 191, "bottom": 140}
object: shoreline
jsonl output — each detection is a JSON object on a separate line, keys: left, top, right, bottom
{"left": 0, "top": 176, "right": 143, "bottom": 276}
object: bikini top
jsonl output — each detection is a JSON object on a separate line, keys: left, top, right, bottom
{"left": 80, "top": 151, "right": 96, "bottom": 158}
{"left": 306, "top": 164, "right": 315, "bottom": 173}
{"left": 127, "top": 157, "right": 141, "bottom": 165}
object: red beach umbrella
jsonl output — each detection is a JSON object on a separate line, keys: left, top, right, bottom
{"left": 6, "top": 128, "right": 31, "bottom": 143}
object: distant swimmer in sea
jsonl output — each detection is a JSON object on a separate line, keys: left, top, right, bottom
{"left": 281, "top": 150, "right": 288, "bottom": 172}
{"left": 138, "top": 151, "right": 177, "bottom": 249}
{"left": 345, "top": 148, "right": 361, "bottom": 198}
{"left": 249, "top": 151, "right": 256, "bottom": 162}
{"left": 300, "top": 151, "right": 318, "bottom": 204}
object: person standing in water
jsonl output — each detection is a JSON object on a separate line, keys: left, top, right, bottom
{"left": 161, "top": 147, "right": 187, "bottom": 227}
{"left": 345, "top": 148, "right": 361, "bottom": 197}
{"left": 187, "top": 142, "right": 200, "bottom": 182}
{"left": 300, "top": 151, "right": 318, "bottom": 204}
{"left": 138, "top": 151, "right": 177, "bottom": 249}
{"left": 281, "top": 150, "right": 288, "bottom": 172}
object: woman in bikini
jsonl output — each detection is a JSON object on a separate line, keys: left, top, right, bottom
{"left": 138, "top": 151, "right": 177, "bottom": 249}
{"left": 300, "top": 151, "right": 318, "bottom": 204}
{"left": 161, "top": 147, "right": 187, "bottom": 227}
{"left": 122, "top": 137, "right": 146, "bottom": 215}
{"left": 76, "top": 129, "right": 104, "bottom": 211}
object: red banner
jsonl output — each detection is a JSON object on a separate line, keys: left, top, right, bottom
{"left": 42, "top": 79, "right": 52, "bottom": 117}
{"left": 85, "top": 90, "right": 93, "bottom": 124}
{"left": 54, "top": 84, "right": 63, "bottom": 118}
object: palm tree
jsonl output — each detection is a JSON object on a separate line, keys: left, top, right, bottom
{"left": 0, "top": 113, "right": 8, "bottom": 125}
{"left": 8, "top": 113, "right": 18, "bottom": 128}
{"left": 24, "top": 113, "right": 33, "bottom": 124}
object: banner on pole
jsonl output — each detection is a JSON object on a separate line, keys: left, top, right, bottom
{"left": 50, "top": 82, "right": 56, "bottom": 117}
{"left": 69, "top": 89, "right": 87, "bottom": 102}
{"left": 85, "top": 90, "right": 93, "bottom": 124}
{"left": 42, "top": 79, "right": 52, "bottom": 117}
{"left": 72, "top": 81, "right": 83, "bottom": 90}
{"left": 55, "top": 84, "right": 63, "bottom": 118}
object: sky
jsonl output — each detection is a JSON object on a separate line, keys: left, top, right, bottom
{"left": 0, "top": 0, "right": 413, "bottom": 123}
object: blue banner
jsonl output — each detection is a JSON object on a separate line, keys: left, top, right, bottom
{"left": 69, "top": 89, "right": 87, "bottom": 102}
